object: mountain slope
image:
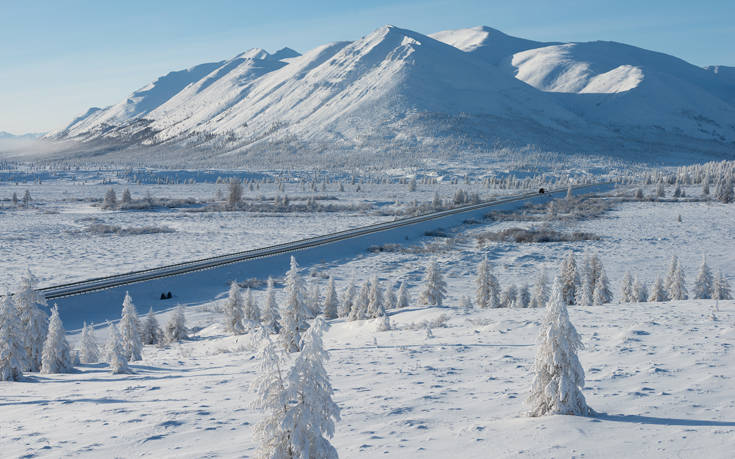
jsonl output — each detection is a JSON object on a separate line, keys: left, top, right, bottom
{"left": 45, "top": 25, "right": 735, "bottom": 164}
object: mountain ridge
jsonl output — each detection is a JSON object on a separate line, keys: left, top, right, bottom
{"left": 42, "top": 24, "right": 735, "bottom": 164}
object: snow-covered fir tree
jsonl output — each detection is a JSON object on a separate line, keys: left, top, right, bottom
{"left": 244, "top": 287, "right": 262, "bottom": 326}
{"left": 105, "top": 321, "right": 130, "bottom": 374}
{"left": 501, "top": 285, "right": 518, "bottom": 308}
{"left": 15, "top": 270, "right": 48, "bottom": 372}
{"left": 0, "top": 292, "right": 26, "bottom": 381}
{"left": 348, "top": 281, "right": 370, "bottom": 321}
{"left": 322, "top": 276, "right": 339, "bottom": 320}
{"left": 384, "top": 283, "right": 397, "bottom": 310}
{"left": 665, "top": 255, "right": 688, "bottom": 300}
{"left": 419, "top": 261, "right": 447, "bottom": 306}
{"left": 223, "top": 281, "right": 245, "bottom": 335}
{"left": 633, "top": 276, "right": 648, "bottom": 303}
{"left": 648, "top": 276, "right": 668, "bottom": 302}
{"left": 475, "top": 255, "right": 497, "bottom": 309}
{"left": 283, "top": 316, "right": 340, "bottom": 458}
{"left": 79, "top": 321, "right": 100, "bottom": 363}
{"left": 262, "top": 277, "right": 282, "bottom": 333}
{"left": 307, "top": 282, "right": 321, "bottom": 318}
{"left": 592, "top": 270, "right": 612, "bottom": 305}
{"left": 518, "top": 284, "right": 531, "bottom": 308}
{"left": 693, "top": 256, "right": 714, "bottom": 299}
{"left": 713, "top": 270, "right": 732, "bottom": 300}
{"left": 338, "top": 281, "right": 355, "bottom": 318}
{"left": 103, "top": 188, "right": 117, "bottom": 209}
{"left": 119, "top": 292, "right": 143, "bottom": 361}
{"left": 527, "top": 276, "right": 591, "bottom": 417}
{"left": 367, "top": 276, "right": 384, "bottom": 318}
{"left": 281, "top": 256, "right": 310, "bottom": 352}
{"left": 559, "top": 252, "right": 580, "bottom": 305}
{"left": 251, "top": 330, "right": 290, "bottom": 458}
{"left": 121, "top": 188, "right": 132, "bottom": 205}
{"left": 142, "top": 307, "right": 163, "bottom": 346}
{"left": 620, "top": 271, "right": 635, "bottom": 303}
{"left": 530, "top": 270, "right": 548, "bottom": 308}
{"left": 396, "top": 280, "right": 410, "bottom": 309}
{"left": 41, "top": 305, "right": 73, "bottom": 374}
{"left": 165, "top": 305, "right": 188, "bottom": 343}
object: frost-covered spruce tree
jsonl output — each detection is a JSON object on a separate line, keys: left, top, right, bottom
{"left": 527, "top": 276, "right": 591, "bottom": 417}
{"left": 322, "top": 276, "right": 339, "bottom": 320}
{"left": 223, "top": 281, "right": 245, "bottom": 335}
{"left": 592, "top": 270, "right": 612, "bottom": 305}
{"left": 348, "top": 281, "right": 370, "bottom": 321}
{"left": 713, "top": 270, "right": 732, "bottom": 300}
{"left": 244, "top": 287, "right": 262, "bottom": 325}
{"left": 530, "top": 270, "right": 549, "bottom": 308}
{"left": 665, "top": 255, "right": 688, "bottom": 300}
{"left": 105, "top": 321, "right": 130, "bottom": 374}
{"left": 338, "top": 281, "right": 355, "bottom": 318}
{"left": 633, "top": 276, "right": 648, "bottom": 303}
{"left": 518, "top": 284, "right": 531, "bottom": 308}
{"left": 475, "top": 256, "right": 490, "bottom": 307}
{"left": 648, "top": 276, "right": 668, "bottom": 302}
{"left": 79, "top": 321, "right": 100, "bottom": 363}
{"left": 419, "top": 261, "right": 447, "bottom": 306}
{"left": 252, "top": 330, "right": 290, "bottom": 458}
{"left": 620, "top": 271, "right": 635, "bottom": 303}
{"left": 121, "top": 188, "right": 132, "bottom": 205}
{"left": 281, "top": 256, "right": 310, "bottom": 352}
{"left": 475, "top": 256, "right": 492, "bottom": 309}
{"left": 693, "top": 256, "right": 714, "bottom": 299}
{"left": 103, "top": 188, "right": 117, "bottom": 209}
{"left": 15, "top": 270, "right": 48, "bottom": 372}
{"left": 367, "top": 276, "right": 384, "bottom": 318}
{"left": 559, "top": 252, "right": 580, "bottom": 305}
{"left": 165, "top": 305, "right": 188, "bottom": 343}
{"left": 396, "top": 280, "right": 410, "bottom": 309}
{"left": 0, "top": 292, "right": 26, "bottom": 381}
{"left": 119, "top": 292, "right": 143, "bottom": 361}
{"left": 142, "top": 307, "right": 162, "bottom": 346}
{"left": 41, "top": 305, "right": 73, "bottom": 374}
{"left": 384, "top": 283, "right": 397, "bottom": 310}
{"left": 262, "top": 277, "right": 282, "bottom": 333}
{"left": 500, "top": 285, "right": 518, "bottom": 308}
{"left": 283, "top": 316, "right": 340, "bottom": 458}
{"left": 307, "top": 282, "right": 321, "bottom": 319}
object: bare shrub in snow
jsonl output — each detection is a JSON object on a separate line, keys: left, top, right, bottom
{"left": 477, "top": 227, "right": 599, "bottom": 245}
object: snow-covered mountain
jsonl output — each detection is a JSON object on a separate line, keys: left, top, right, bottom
{"left": 45, "top": 25, "right": 735, "bottom": 164}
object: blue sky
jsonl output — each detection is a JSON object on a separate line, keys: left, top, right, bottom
{"left": 1, "top": 0, "right": 733, "bottom": 134}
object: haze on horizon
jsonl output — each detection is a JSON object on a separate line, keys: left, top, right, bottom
{"left": 1, "top": 0, "right": 734, "bottom": 135}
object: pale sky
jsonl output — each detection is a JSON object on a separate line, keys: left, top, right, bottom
{"left": 1, "top": 0, "right": 733, "bottom": 134}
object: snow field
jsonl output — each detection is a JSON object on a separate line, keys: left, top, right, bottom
{"left": 3, "top": 300, "right": 734, "bottom": 458}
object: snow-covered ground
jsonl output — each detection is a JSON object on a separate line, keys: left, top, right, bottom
{"left": 3, "top": 299, "right": 734, "bottom": 458}
{"left": 3, "top": 176, "right": 735, "bottom": 457}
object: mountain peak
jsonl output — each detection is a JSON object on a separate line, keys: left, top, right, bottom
{"left": 271, "top": 47, "right": 301, "bottom": 61}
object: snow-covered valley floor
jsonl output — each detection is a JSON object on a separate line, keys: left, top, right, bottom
{"left": 3, "top": 300, "right": 734, "bottom": 458}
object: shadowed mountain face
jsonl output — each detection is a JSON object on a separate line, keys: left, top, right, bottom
{"left": 44, "top": 25, "right": 735, "bottom": 164}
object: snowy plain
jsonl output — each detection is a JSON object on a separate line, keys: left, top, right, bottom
{"left": 2, "top": 175, "right": 735, "bottom": 457}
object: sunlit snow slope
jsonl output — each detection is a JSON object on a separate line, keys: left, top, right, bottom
{"left": 45, "top": 25, "right": 735, "bottom": 162}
